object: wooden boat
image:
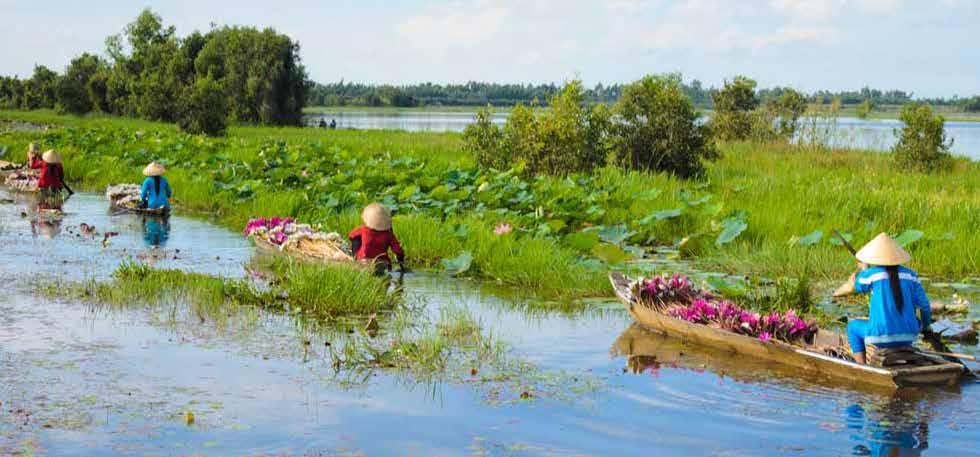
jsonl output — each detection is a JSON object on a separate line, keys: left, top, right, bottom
{"left": 251, "top": 235, "right": 356, "bottom": 266}
{"left": 610, "top": 272, "right": 965, "bottom": 389}
{"left": 110, "top": 203, "right": 170, "bottom": 216}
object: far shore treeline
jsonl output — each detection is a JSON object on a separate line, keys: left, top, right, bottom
{"left": 309, "top": 81, "right": 980, "bottom": 113}
{"left": 0, "top": 9, "right": 309, "bottom": 135}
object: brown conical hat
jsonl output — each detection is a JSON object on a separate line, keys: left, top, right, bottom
{"left": 41, "top": 149, "right": 61, "bottom": 164}
{"left": 361, "top": 203, "right": 392, "bottom": 231}
{"left": 143, "top": 162, "right": 166, "bottom": 176}
{"left": 855, "top": 232, "right": 911, "bottom": 266}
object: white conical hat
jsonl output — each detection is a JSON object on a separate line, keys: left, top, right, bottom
{"left": 361, "top": 203, "right": 392, "bottom": 231}
{"left": 143, "top": 162, "right": 166, "bottom": 176}
{"left": 855, "top": 232, "right": 911, "bottom": 266}
{"left": 42, "top": 149, "right": 61, "bottom": 164}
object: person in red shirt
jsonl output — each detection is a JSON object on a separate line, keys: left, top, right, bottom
{"left": 28, "top": 148, "right": 66, "bottom": 193}
{"left": 349, "top": 203, "right": 405, "bottom": 274}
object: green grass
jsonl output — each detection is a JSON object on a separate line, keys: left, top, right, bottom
{"left": 60, "top": 260, "right": 394, "bottom": 319}
{"left": 257, "top": 256, "right": 394, "bottom": 316}
{"left": 2, "top": 109, "right": 977, "bottom": 300}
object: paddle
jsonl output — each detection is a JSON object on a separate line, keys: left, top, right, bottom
{"left": 833, "top": 229, "right": 972, "bottom": 373}
{"left": 832, "top": 230, "right": 857, "bottom": 256}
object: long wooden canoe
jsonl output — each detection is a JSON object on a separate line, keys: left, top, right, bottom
{"left": 251, "top": 236, "right": 356, "bottom": 266}
{"left": 610, "top": 272, "right": 965, "bottom": 389}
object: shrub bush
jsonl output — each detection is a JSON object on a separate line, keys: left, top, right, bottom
{"left": 710, "top": 75, "right": 759, "bottom": 141}
{"left": 892, "top": 103, "right": 952, "bottom": 172}
{"left": 613, "top": 74, "right": 718, "bottom": 178}
{"left": 464, "top": 80, "right": 612, "bottom": 176}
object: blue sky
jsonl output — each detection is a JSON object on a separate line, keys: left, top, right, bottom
{"left": 2, "top": 0, "right": 979, "bottom": 97}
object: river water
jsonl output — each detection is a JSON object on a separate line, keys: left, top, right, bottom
{"left": 305, "top": 112, "right": 980, "bottom": 160}
{"left": 1, "top": 189, "right": 978, "bottom": 456}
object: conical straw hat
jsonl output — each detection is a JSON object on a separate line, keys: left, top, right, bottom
{"left": 361, "top": 203, "right": 392, "bottom": 231}
{"left": 41, "top": 149, "right": 61, "bottom": 164}
{"left": 855, "top": 232, "right": 911, "bottom": 266}
{"left": 143, "top": 162, "right": 166, "bottom": 176}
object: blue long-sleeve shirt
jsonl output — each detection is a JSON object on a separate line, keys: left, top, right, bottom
{"left": 141, "top": 176, "right": 172, "bottom": 209}
{"left": 854, "top": 266, "right": 931, "bottom": 346}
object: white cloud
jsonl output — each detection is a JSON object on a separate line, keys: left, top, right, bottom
{"left": 854, "top": 0, "right": 905, "bottom": 13}
{"left": 395, "top": 1, "right": 511, "bottom": 59}
{"left": 769, "top": 0, "right": 839, "bottom": 21}
{"left": 751, "top": 25, "right": 841, "bottom": 49}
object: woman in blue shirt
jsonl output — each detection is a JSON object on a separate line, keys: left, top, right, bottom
{"left": 834, "top": 233, "right": 932, "bottom": 365}
{"left": 141, "top": 162, "right": 172, "bottom": 211}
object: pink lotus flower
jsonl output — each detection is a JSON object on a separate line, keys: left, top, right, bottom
{"left": 271, "top": 231, "right": 288, "bottom": 245}
{"left": 494, "top": 223, "right": 512, "bottom": 235}
{"left": 758, "top": 332, "right": 772, "bottom": 342}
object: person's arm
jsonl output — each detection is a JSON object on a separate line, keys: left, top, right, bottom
{"left": 913, "top": 281, "right": 932, "bottom": 330}
{"left": 389, "top": 232, "right": 405, "bottom": 269}
{"left": 140, "top": 179, "right": 150, "bottom": 206}
{"left": 834, "top": 265, "right": 872, "bottom": 298}
{"left": 348, "top": 227, "right": 362, "bottom": 258}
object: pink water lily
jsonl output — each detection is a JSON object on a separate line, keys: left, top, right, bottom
{"left": 633, "top": 273, "right": 816, "bottom": 345}
{"left": 494, "top": 223, "right": 512, "bottom": 235}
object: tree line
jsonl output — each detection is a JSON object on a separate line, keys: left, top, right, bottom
{"left": 307, "top": 77, "right": 713, "bottom": 108}
{"left": 0, "top": 9, "right": 309, "bottom": 135}
{"left": 310, "top": 79, "right": 979, "bottom": 112}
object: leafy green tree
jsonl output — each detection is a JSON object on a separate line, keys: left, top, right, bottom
{"left": 0, "top": 77, "right": 24, "bottom": 109}
{"left": 711, "top": 75, "right": 758, "bottom": 141}
{"left": 463, "top": 107, "right": 506, "bottom": 169}
{"left": 465, "top": 81, "right": 611, "bottom": 176}
{"left": 855, "top": 99, "right": 874, "bottom": 119}
{"left": 56, "top": 53, "right": 105, "bottom": 114}
{"left": 194, "top": 26, "right": 309, "bottom": 125}
{"left": 892, "top": 103, "right": 952, "bottom": 172}
{"left": 754, "top": 87, "right": 808, "bottom": 141}
{"left": 614, "top": 74, "right": 718, "bottom": 178}
{"left": 958, "top": 96, "right": 980, "bottom": 113}
{"left": 21, "top": 66, "right": 60, "bottom": 110}
{"left": 178, "top": 76, "right": 228, "bottom": 136}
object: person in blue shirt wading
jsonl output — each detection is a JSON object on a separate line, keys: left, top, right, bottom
{"left": 141, "top": 162, "right": 172, "bottom": 211}
{"left": 833, "top": 233, "right": 932, "bottom": 365}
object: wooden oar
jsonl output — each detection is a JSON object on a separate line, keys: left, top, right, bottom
{"left": 921, "top": 350, "right": 976, "bottom": 362}
{"left": 832, "top": 230, "right": 857, "bottom": 256}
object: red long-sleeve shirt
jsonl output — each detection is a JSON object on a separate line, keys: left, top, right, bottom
{"left": 348, "top": 225, "right": 404, "bottom": 264}
{"left": 29, "top": 156, "right": 64, "bottom": 190}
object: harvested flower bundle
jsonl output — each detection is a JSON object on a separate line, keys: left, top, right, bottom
{"left": 106, "top": 183, "right": 142, "bottom": 209}
{"left": 630, "top": 274, "right": 818, "bottom": 345}
{"left": 244, "top": 217, "right": 352, "bottom": 262}
{"left": 4, "top": 169, "right": 38, "bottom": 192}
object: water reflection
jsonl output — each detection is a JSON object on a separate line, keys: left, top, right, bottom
{"left": 847, "top": 400, "right": 930, "bottom": 457}
{"left": 141, "top": 215, "right": 170, "bottom": 247}
{"left": 612, "top": 324, "right": 966, "bottom": 456}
